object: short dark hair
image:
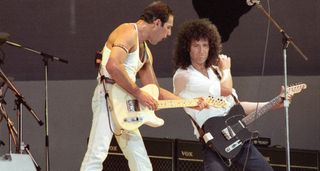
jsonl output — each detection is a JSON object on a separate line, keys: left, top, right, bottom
{"left": 140, "top": 1, "right": 173, "bottom": 26}
{"left": 173, "top": 18, "right": 222, "bottom": 70}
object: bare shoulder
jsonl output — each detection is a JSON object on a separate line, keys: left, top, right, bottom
{"left": 108, "top": 23, "right": 137, "bottom": 49}
{"left": 116, "top": 23, "right": 136, "bottom": 34}
{"left": 114, "top": 23, "right": 136, "bottom": 40}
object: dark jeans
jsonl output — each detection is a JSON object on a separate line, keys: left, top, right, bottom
{"left": 203, "top": 142, "right": 274, "bottom": 171}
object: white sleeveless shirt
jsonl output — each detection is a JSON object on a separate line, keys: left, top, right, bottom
{"left": 98, "top": 23, "right": 147, "bottom": 83}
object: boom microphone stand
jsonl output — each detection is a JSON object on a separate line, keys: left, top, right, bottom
{"left": 0, "top": 82, "right": 18, "bottom": 154}
{"left": 246, "top": 1, "right": 308, "bottom": 171}
{"left": 0, "top": 67, "right": 42, "bottom": 170}
{"left": 0, "top": 33, "right": 68, "bottom": 171}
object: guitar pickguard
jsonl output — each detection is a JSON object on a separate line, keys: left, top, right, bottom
{"left": 202, "top": 104, "right": 253, "bottom": 159}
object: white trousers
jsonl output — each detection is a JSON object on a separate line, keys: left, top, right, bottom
{"left": 80, "top": 84, "right": 152, "bottom": 171}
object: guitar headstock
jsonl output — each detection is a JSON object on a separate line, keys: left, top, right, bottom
{"left": 206, "top": 97, "right": 228, "bottom": 109}
{"left": 287, "top": 83, "right": 307, "bottom": 95}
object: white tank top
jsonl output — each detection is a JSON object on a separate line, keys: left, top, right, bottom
{"left": 98, "top": 23, "right": 147, "bottom": 83}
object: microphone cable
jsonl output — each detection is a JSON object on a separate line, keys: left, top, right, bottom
{"left": 242, "top": 0, "right": 271, "bottom": 170}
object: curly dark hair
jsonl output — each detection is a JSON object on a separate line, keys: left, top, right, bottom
{"left": 173, "top": 18, "right": 222, "bottom": 70}
{"left": 140, "top": 1, "right": 173, "bottom": 27}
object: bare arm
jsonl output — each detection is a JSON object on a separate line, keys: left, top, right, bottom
{"left": 106, "top": 25, "right": 141, "bottom": 97}
{"left": 217, "top": 54, "right": 233, "bottom": 96}
{"left": 106, "top": 24, "right": 159, "bottom": 110}
{"left": 239, "top": 101, "right": 268, "bottom": 115}
{"left": 240, "top": 86, "right": 292, "bottom": 115}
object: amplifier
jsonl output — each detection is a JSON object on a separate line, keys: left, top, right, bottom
{"left": 175, "top": 139, "right": 203, "bottom": 171}
{"left": 258, "top": 147, "right": 320, "bottom": 171}
{"left": 103, "top": 136, "right": 129, "bottom": 171}
{"left": 103, "top": 136, "right": 319, "bottom": 171}
{"left": 252, "top": 137, "right": 271, "bottom": 147}
{"left": 175, "top": 139, "right": 242, "bottom": 171}
{"left": 103, "top": 136, "right": 175, "bottom": 171}
{"left": 144, "top": 137, "right": 175, "bottom": 171}
{"left": 175, "top": 139, "right": 320, "bottom": 171}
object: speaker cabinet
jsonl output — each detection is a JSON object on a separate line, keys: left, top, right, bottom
{"left": 258, "top": 147, "right": 320, "bottom": 171}
{"left": 176, "top": 140, "right": 242, "bottom": 171}
{"left": 103, "top": 136, "right": 319, "bottom": 171}
{"left": 0, "top": 154, "right": 36, "bottom": 171}
{"left": 175, "top": 140, "right": 320, "bottom": 171}
{"left": 103, "top": 136, "right": 175, "bottom": 171}
{"left": 143, "top": 137, "right": 175, "bottom": 171}
{"left": 175, "top": 139, "right": 241, "bottom": 171}
{"left": 102, "top": 136, "right": 129, "bottom": 171}
{"left": 175, "top": 139, "right": 203, "bottom": 171}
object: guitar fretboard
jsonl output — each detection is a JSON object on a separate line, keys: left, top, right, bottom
{"left": 157, "top": 98, "right": 226, "bottom": 109}
{"left": 242, "top": 96, "right": 282, "bottom": 126}
{"left": 241, "top": 83, "right": 306, "bottom": 126}
{"left": 157, "top": 99, "right": 201, "bottom": 109}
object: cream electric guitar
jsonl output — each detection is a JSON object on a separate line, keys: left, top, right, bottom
{"left": 109, "top": 84, "right": 227, "bottom": 132}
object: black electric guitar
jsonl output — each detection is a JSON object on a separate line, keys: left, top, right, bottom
{"left": 202, "top": 83, "right": 307, "bottom": 160}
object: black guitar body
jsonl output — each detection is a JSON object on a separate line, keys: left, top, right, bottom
{"left": 202, "top": 104, "right": 257, "bottom": 160}
{"left": 201, "top": 84, "right": 306, "bottom": 160}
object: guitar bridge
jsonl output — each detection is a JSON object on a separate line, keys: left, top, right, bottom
{"left": 225, "top": 140, "right": 242, "bottom": 153}
{"left": 124, "top": 116, "right": 143, "bottom": 123}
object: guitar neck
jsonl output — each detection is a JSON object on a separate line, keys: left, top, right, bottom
{"left": 242, "top": 96, "right": 282, "bottom": 126}
{"left": 157, "top": 99, "right": 199, "bottom": 109}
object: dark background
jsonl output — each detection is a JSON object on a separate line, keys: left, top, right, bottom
{"left": 0, "top": 0, "right": 319, "bottom": 81}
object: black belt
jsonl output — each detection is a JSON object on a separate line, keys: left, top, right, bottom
{"left": 100, "top": 76, "right": 115, "bottom": 84}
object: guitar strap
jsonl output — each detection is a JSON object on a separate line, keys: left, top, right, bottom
{"left": 188, "top": 66, "right": 240, "bottom": 139}
{"left": 97, "top": 68, "right": 123, "bottom": 136}
{"left": 211, "top": 66, "right": 239, "bottom": 104}
{"left": 187, "top": 66, "right": 250, "bottom": 167}
{"left": 100, "top": 75, "right": 116, "bottom": 84}
{"left": 186, "top": 67, "right": 235, "bottom": 167}
{"left": 187, "top": 115, "right": 205, "bottom": 138}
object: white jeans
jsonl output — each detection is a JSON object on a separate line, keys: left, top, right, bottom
{"left": 80, "top": 84, "right": 152, "bottom": 171}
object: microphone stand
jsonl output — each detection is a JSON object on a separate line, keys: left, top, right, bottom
{"left": 249, "top": 1, "right": 308, "bottom": 171}
{"left": 0, "top": 104, "right": 18, "bottom": 154}
{"left": 0, "top": 84, "right": 18, "bottom": 153}
{"left": 0, "top": 85, "right": 15, "bottom": 161}
{"left": 0, "top": 67, "right": 42, "bottom": 170}
{"left": 3, "top": 40, "right": 68, "bottom": 171}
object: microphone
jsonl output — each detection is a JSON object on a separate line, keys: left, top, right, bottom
{"left": 0, "top": 32, "right": 10, "bottom": 45}
{"left": 0, "top": 32, "right": 22, "bottom": 47}
{"left": 0, "top": 33, "right": 69, "bottom": 64}
{"left": 246, "top": 0, "right": 260, "bottom": 6}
